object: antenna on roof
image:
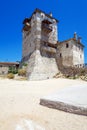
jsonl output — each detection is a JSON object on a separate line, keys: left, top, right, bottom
{"left": 74, "top": 32, "right": 77, "bottom": 40}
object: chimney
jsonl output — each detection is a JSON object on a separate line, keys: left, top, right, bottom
{"left": 49, "top": 12, "right": 52, "bottom": 17}
{"left": 74, "top": 32, "right": 77, "bottom": 40}
{"left": 78, "top": 37, "right": 82, "bottom": 43}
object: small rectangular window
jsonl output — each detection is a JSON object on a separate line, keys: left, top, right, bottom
{"left": 60, "top": 53, "right": 62, "bottom": 57}
{"left": 66, "top": 43, "right": 69, "bottom": 48}
{"left": 2, "top": 71, "right": 4, "bottom": 74}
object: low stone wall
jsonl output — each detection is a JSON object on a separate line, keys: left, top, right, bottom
{"left": 0, "top": 67, "right": 8, "bottom": 75}
{"left": 40, "top": 99, "right": 87, "bottom": 116}
{"left": 54, "top": 65, "right": 87, "bottom": 80}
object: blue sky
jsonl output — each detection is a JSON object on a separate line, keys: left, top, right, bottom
{"left": 0, "top": 0, "right": 87, "bottom": 63}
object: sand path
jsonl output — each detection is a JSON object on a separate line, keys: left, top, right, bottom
{"left": 0, "top": 78, "right": 87, "bottom": 130}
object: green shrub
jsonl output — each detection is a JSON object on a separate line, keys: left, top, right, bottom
{"left": 18, "top": 69, "right": 26, "bottom": 76}
{"left": 80, "top": 69, "right": 85, "bottom": 76}
{"left": 7, "top": 73, "right": 14, "bottom": 79}
{"left": 8, "top": 66, "right": 18, "bottom": 74}
{"left": 12, "top": 70, "right": 18, "bottom": 74}
{"left": 8, "top": 69, "right": 18, "bottom": 74}
{"left": 22, "top": 62, "right": 27, "bottom": 66}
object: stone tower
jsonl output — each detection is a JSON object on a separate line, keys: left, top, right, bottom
{"left": 22, "top": 9, "right": 59, "bottom": 80}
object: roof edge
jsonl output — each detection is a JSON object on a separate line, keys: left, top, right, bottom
{"left": 34, "top": 8, "right": 59, "bottom": 22}
{"left": 23, "top": 8, "right": 59, "bottom": 23}
{"left": 0, "top": 62, "right": 19, "bottom": 65}
{"left": 60, "top": 38, "right": 85, "bottom": 47}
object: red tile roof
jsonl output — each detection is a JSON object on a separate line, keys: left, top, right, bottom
{"left": 0, "top": 62, "right": 19, "bottom": 65}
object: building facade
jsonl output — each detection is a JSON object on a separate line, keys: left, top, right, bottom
{"left": 22, "top": 9, "right": 84, "bottom": 80}
{"left": 0, "top": 62, "right": 19, "bottom": 75}
{"left": 57, "top": 34, "right": 84, "bottom": 67}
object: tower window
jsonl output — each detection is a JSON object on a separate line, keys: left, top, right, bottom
{"left": 60, "top": 53, "right": 62, "bottom": 57}
{"left": 79, "top": 46, "right": 80, "bottom": 50}
{"left": 66, "top": 43, "right": 69, "bottom": 48}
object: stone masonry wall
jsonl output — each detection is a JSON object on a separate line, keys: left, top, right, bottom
{"left": 72, "top": 41, "right": 84, "bottom": 65}
{"left": 57, "top": 41, "right": 73, "bottom": 67}
{"left": 41, "top": 21, "right": 58, "bottom": 44}
{"left": 57, "top": 40, "right": 84, "bottom": 67}
{"left": 0, "top": 66, "right": 8, "bottom": 75}
{"left": 27, "top": 50, "right": 58, "bottom": 80}
{"left": 22, "top": 15, "right": 40, "bottom": 62}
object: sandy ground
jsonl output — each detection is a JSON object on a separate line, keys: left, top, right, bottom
{"left": 0, "top": 78, "right": 87, "bottom": 130}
